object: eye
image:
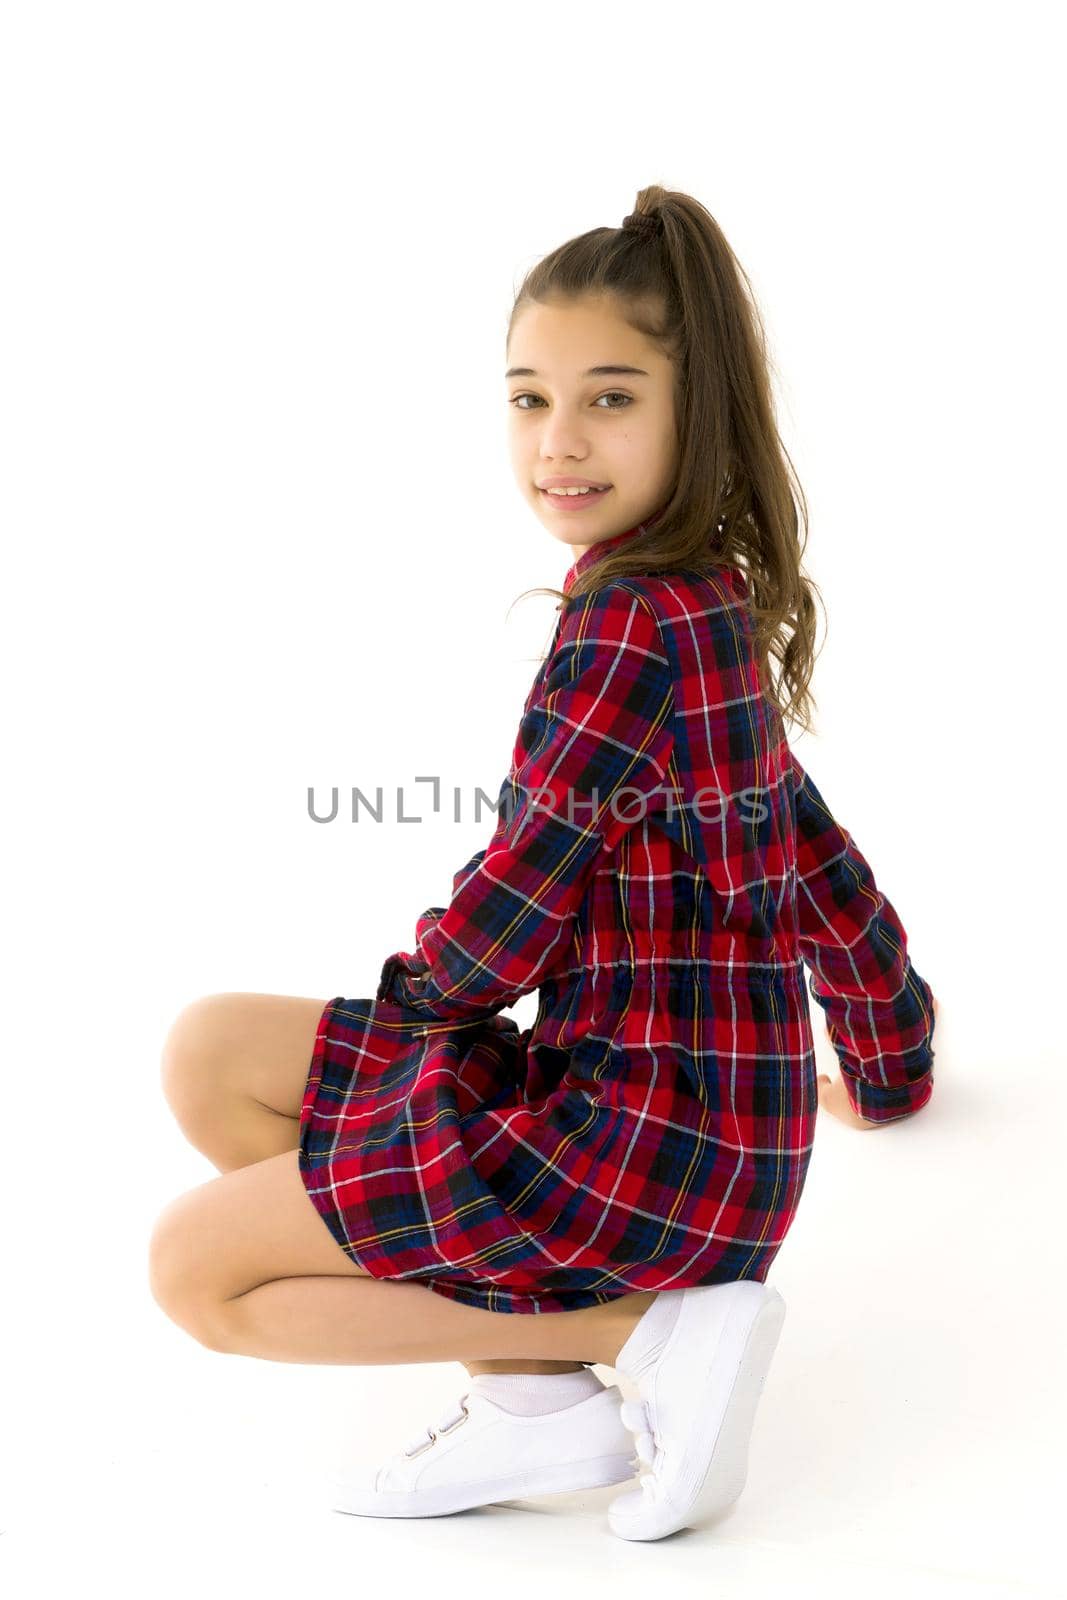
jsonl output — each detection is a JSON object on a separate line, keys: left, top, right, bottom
{"left": 510, "top": 392, "right": 633, "bottom": 412}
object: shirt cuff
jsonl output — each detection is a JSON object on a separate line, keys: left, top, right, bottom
{"left": 840, "top": 1067, "right": 935, "bottom": 1124}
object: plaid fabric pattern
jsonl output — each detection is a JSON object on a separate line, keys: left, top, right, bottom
{"left": 299, "top": 521, "right": 937, "bottom": 1313}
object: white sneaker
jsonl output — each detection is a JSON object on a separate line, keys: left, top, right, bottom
{"left": 608, "top": 1280, "right": 787, "bottom": 1541}
{"left": 332, "top": 1383, "right": 638, "bottom": 1518}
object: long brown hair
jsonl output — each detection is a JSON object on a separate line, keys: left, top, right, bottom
{"left": 507, "top": 183, "right": 824, "bottom": 735}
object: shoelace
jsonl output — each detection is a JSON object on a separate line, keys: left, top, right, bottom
{"left": 400, "top": 1392, "right": 471, "bottom": 1458}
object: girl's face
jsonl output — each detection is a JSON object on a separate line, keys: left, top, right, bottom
{"left": 506, "top": 292, "right": 678, "bottom": 561}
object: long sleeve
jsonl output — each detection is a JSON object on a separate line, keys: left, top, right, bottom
{"left": 375, "top": 583, "right": 675, "bottom": 1024}
{"left": 406, "top": 840, "right": 497, "bottom": 954}
{"left": 790, "top": 751, "right": 936, "bottom": 1123}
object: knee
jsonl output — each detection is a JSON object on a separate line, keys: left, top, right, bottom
{"left": 147, "top": 1191, "right": 233, "bottom": 1352}
{"left": 159, "top": 993, "right": 239, "bottom": 1119}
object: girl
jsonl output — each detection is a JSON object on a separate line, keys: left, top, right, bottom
{"left": 150, "top": 185, "right": 938, "bottom": 1542}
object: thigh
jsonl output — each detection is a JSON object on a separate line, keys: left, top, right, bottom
{"left": 148, "top": 1146, "right": 372, "bottom": 1328}
{"left": 161, "top": 992, "right": 329, "bottom": 1121}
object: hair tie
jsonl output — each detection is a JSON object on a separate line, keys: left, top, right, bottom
{"left": 621, "top": 210, "right": 663, "bottom": 241}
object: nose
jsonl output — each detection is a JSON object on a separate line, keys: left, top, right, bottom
{"left": 536, "top": 410, "right": 595, "bottom": 464}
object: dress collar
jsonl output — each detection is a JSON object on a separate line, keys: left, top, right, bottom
{"left": 561, "top": 513, "right": 662, "bottom": 596}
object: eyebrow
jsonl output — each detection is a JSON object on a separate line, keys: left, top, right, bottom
{"left": 504, "top": 364, "right": 651, "bottom": 379}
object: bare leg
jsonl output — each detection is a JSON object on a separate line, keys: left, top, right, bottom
{"left": 160, "top": 993, "right": 314, "bottom": 1175}
{"left": 465, "top": 1358, "right": 587, "bottom": 1374}
{"left": 151, "top": 1145, "right": 659, "bottom": 1366}
{"left": 217, "top": 1274, "right": 657, "bottom": 1368}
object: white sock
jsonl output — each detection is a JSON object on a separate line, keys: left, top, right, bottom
{"left": 469, "top": 1367, "right": 605, "bottom": 1415}
{"left": 613, "top": 1290, "right": 685, "bottom": 1382}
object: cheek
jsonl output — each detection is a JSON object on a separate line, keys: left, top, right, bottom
{"left": 626, "top": 431, "right": 672, "bottom": 480}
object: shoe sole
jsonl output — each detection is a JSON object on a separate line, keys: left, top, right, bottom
{"left": 609, "top": 1282, "right": 786, "bottom": 1541}
{"left": 333, "top": 1452, "right": 637, "bottom": 1517}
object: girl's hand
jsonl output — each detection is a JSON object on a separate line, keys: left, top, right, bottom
{"left": 818, "top": 991, "right": 939, "bottom": 1130}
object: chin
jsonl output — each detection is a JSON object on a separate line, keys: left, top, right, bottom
{"left": 533, "top": 492, "right": 623, "bottom": 529}
{"left": 545, "top": 528, "right": 586, "bottom": 551}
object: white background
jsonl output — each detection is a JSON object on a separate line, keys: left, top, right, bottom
{"left": 2, "top": 2, "right": 1063, "bottom": 1595}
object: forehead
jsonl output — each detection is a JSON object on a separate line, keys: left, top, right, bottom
{"left": 507, "top": 293, "right": 665, "bottom": 377}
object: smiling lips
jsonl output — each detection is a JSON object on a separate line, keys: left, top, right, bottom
{"left": 538, "top": 484, "right": 612, "bottom": 510}
{"left": 538, "top": 476, "right": 611, "bottom": 490}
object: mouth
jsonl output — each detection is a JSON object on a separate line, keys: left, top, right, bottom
{"left": 538, "top": 485, "right": 613, "bottom": 509}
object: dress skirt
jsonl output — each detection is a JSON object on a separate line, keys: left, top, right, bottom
{"left": 295, "top": 963, "right": 823, "bottom": 1318}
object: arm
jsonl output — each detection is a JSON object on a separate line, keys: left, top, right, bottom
{"left": 375, "top": 583, "right": 675, "bottom": 1023}
{"left": 407, "top": 840, "right": 497, "bottom": 952}
{"left": 791, "top": 751, "right": 936, "bottom": 1124}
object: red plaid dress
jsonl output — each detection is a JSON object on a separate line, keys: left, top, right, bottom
{"left": 298, "top": 521, "right": 937, "bottom": 1313}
